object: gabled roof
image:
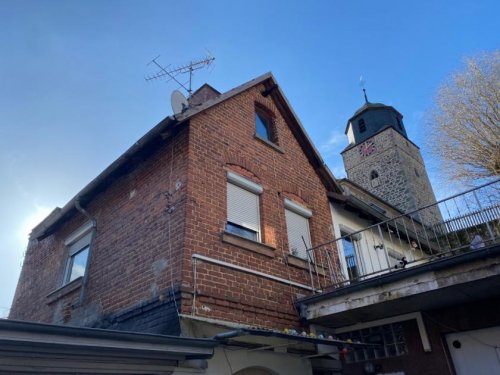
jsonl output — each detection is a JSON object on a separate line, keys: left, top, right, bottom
{"left": 32, "top": 73, "right": 341, "bottom": 239}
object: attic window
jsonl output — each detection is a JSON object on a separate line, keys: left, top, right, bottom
{"left": 358, "top": 119, "right": 366, "bottom": 133}
{"left": 256, "top": 113, "right": 271, "bottom": 140}
{"left": 255, "top": 104, "right": 277, "bottom": 144}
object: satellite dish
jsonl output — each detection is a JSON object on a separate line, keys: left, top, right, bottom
{"left": 171, "top": 90, "right": 188, "bottom": 114}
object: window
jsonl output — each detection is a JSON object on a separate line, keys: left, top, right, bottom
{"left": 254, "top": 103, "right": 278, "bottom": 144}
{"left": 341, "top": 233, "right": 359, "bottom": 280}
{"left": 370, "top": 170, "right": 380, "bottom": 187}
{"left": 396, "top": 116, "right": 404, "bottom": 130}
{"left": 63, "top": 223, "right": 93, "bottom": 285}
{"left": 358, "top": 118, "right": 366, "bottom": 133}
{"left": 226, "top": 171, "right": 263, "bottom": 242}
{"left": 255, "top": 113, "right": 272, "bottom": 141}
{"left": 338, "top": 323, "right": 407, "bottom": 363}
{"left": 284, "top": 199, "right": 312, "bottom": 260}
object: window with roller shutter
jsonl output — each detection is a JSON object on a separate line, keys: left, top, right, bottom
{"left": 284, "top": 198, "right": 312, "bottom": 260}
{"left": 226, "top": 171, "right": 263, "bottom": 242}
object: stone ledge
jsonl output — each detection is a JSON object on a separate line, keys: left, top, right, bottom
{"left": 254, "top": 134, "right": 285, "bottom": 154}
{"left": 221, "top": 231, "right": 275, "bottom": 258}
{"left": 46, "top": 277, "right": 83, "bottom": 304}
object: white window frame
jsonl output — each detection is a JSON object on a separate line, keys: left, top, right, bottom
{"left": 62, "top": 222, "right": 93, "bottom": 285}
{"left": 284, "top": 198, "right": 312, "bottom": 260}
{"left": 226, "top": 171, "right": 263, "bottom": 242}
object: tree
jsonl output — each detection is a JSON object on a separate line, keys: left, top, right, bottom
{"left": 428, "top": 51, "right": 500, "bottom": 184}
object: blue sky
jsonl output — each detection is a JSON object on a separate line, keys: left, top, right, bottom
{"left": 0, "top": 0, "right": 498, "bottom": 316}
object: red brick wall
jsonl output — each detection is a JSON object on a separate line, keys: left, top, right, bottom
{"left": 10, "top": 126, "right": 190, "bottom": 324}
{"left": 181, "top": 83, "right": 335, "bottom": 329}
{"left": 10, "top": 82, "right": 337, "bottom": 332}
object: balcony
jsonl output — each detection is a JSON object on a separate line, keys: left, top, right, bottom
{"left": 305, "top": 179, "right": 500, "bottom": 293}
{"left": 297, "top": 180, "right": 500, "bottom": 328}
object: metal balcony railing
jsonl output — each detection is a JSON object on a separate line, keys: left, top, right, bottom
{"left": 306, "top": 179, "right": 500, "bottom": 292}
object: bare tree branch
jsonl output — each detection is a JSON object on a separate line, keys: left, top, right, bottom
{"left": 428, "top": 51, "right": 500, "bottom": 184}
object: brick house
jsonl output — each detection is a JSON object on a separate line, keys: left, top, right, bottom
{"left": 9, "top": 73, "right": 354, "bottom": 374}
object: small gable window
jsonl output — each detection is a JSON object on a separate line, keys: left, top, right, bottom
{"left": 255, "top": 113, "right": 271, "bottom": 140}
{"left": 370, "top": 170, "right": 380, "bottom": 187}
{"left": 255, "top": 104, "right": 277, "bottom": 144}
{"left": 358, "top": 118, "right": 366, "bottom": 133}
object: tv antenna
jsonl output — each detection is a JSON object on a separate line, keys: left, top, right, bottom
{"left": 359, "top": 75, "right": 369, "bottom": 104}
{"left": 146, "top": 53, "right": 215, "bottom": 97}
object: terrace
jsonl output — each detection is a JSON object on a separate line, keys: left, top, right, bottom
{"left": 299, "top": 179, "right": 500, "bottom": 328}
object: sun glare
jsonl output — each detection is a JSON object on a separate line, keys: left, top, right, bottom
{"left": 17, "top": 206, "right": 52, "bottom": 248}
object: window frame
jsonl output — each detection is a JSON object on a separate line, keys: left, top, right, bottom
{"left": 226, "top": 171, "right": 263, "bottom": 242}
{"left": 338, "top": 323, "right": 408, "bottom": 363}
{"left": 62, "top": 222, "right": 94, "bottom": 286}
{"left": 254, "top": 103, "right": 278, "bottom": 145}
{"left": 284, "top": 198, "right": 312, "bottom": 260}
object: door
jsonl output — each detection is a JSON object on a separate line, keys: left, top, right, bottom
{"left": 446, "top": 326, "right": 500, "bottom": 375}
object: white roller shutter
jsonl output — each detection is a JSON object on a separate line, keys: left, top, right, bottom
{"left": 285, "top": 208, "right": 312, "bottom": 260}
{"left": 227, "top": 182, "right": 261, "bottom": 237}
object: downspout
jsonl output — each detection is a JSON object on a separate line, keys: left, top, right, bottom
{"left": 74, "top": 199, "right": 97, "bottom": 307}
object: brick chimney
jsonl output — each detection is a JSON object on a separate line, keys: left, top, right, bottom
{"left": 189, "top": 84, "right": 221, "bottom": 106}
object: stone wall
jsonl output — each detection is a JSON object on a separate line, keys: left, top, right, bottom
{"left": 342, "top": 128, "right": 441, "bottom": 223}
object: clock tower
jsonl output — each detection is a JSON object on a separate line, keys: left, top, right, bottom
{"left": 341, "top": 100, "right": 440, "bottom": 222}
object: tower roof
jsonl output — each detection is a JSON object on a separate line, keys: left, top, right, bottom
{"left": 348, "top": 102, "right": 402, "bottom": 124}
{"left": 344, "top": 100, "right": 406, "bottom": 143}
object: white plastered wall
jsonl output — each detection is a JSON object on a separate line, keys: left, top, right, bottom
{"left": 330, "top": 202, "right": 421, "bottom": 280}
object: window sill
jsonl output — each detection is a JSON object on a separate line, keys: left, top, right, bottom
{"left": 221, "top": 231, "right": 276, "bottom": 258}
{"left": 46, "top": 277, "right": 83, "bottom": 304}
{"left": 286, "top": 254, "right": 326, "bottom": 276}
{"left": 254, "top": 134, "right": 284, "bottom": 154}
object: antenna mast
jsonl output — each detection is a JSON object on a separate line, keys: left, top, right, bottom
{"left": 146, "top": 53, "right": 215, "bottom": 97}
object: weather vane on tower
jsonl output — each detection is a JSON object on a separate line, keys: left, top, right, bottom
{"left": 359, "top": 75, "right": 369, "bottom": 104}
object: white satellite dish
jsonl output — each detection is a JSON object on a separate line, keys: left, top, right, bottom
{"left": 171, "top": 90, "right": 188, "bottom": 114}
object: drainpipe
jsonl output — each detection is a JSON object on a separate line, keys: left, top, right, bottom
{"left": 74, "top": 199, "right": 97, "bottom": 307}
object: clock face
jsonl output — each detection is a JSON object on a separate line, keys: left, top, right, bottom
{"left": 359, "top": 141, "right": 376, "bottom": 156}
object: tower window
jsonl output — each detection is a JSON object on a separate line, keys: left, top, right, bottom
{"left": 396, "top": 117, "right": 403, "bottom": 131}
{"left": 370, "top": 170, "right": 380, "bottom": 187}
{"left": 358, "top": 118, "right": 366, "bottom": 133}
{"left": 415, "top": 168, "right": 420, "bottom": 177}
